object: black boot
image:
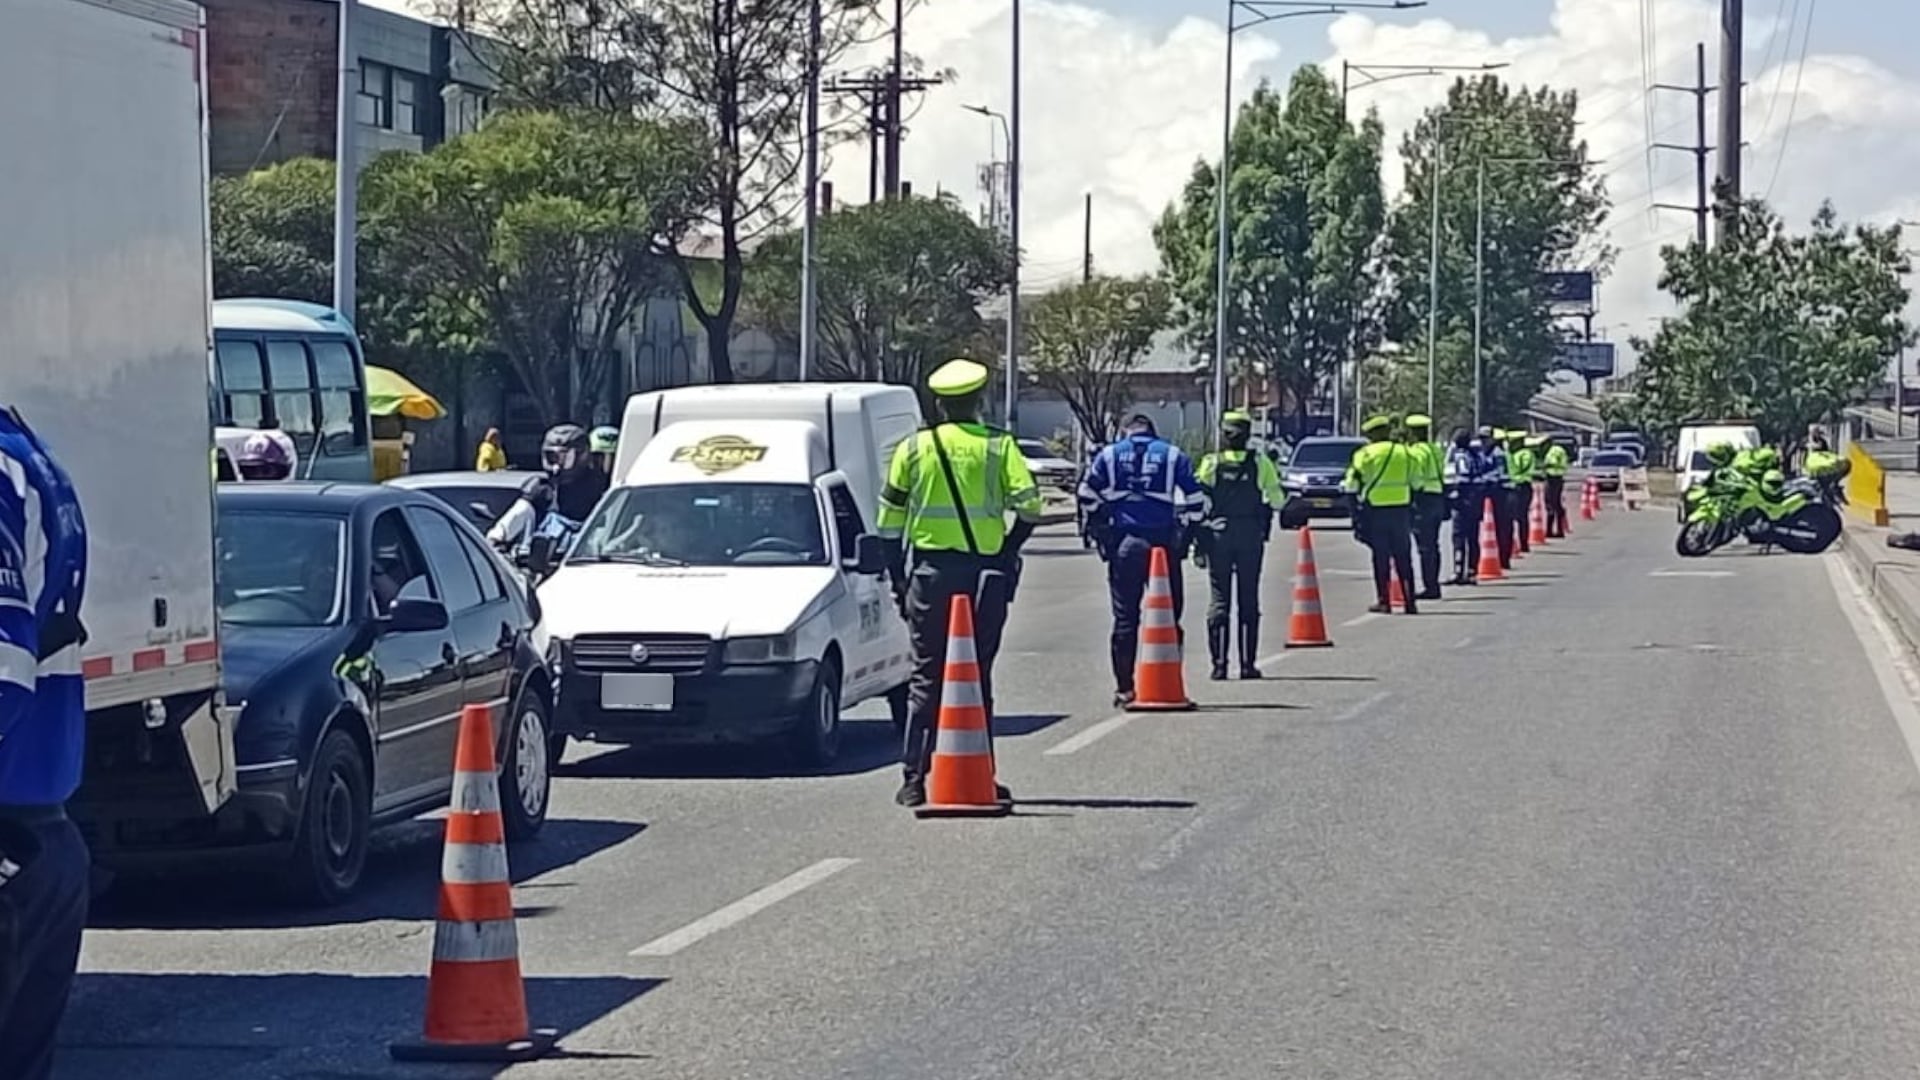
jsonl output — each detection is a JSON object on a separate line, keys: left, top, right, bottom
{"left": 1237, "top": 622, "right": 1261, "bottom": 679}
{"left": 1207, "top": 623, "right": 1229, "bottom": 680}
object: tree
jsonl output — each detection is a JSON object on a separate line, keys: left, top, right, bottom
{"left": 456, "top": 0, "right": 889, "bottom": 384}
{"left": 1381, "top": 75, "right": 1611, "bottom": 428}
{"left": 1024, "top": 275, "right": 1172, "bottom": 445}
{"left": 1154, "top": 65, "right": 1386, "bottom": 426}
{"left": 369, "top": 110, "right": 709, "bottom": 424}
{"left": 1632, "top": 198, "right": 1911, "bottom": 453}
{"left": 743, "top": 195, "right": 1008, "bottom": 399}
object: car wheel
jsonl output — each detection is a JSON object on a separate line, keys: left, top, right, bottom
{"left": 498, "top": 690, "right": 553, "bottom": 842}
{"left": 886, "top": 682, "right": 910, "bottom": 736}
{"left": 790, "top": 660, "right": 843, "bottom": 766}
{"left": 284, "top": 729, "right": 371, "bottom": 906}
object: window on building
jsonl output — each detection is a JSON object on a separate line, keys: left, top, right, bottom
{"left": 393, "top": 71, "right": 422, "bottom": 135}
{"left": 356, "top": 62, "right": 390, "bottom": 128}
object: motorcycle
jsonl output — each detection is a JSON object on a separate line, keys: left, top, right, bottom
{"left": 1676, "top": 470, "right": 1842, "bottom": 557}
{"left": 498, "top": 510, "right": 581, "bottom": 587}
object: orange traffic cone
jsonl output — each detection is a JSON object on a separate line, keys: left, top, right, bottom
{"left": 391, "top": 705, "right": 555, "bottom": 1063}
{"left": 1581, "top": 476, "right": 1597, "bottom": 520}
{"left": 1476, "top": 497, "right": 1505, "bottom": 581}
{"left": 1126, "top": 546, "right": 1195, "bottom": 711}
{"left": 1285, "top": 525, "right": 1333, "bottom": 647}
{"left": 916, "top": 593, "right": 1010, "bottom": 818}
{"left": 1388, "top": 573, "right": 1406, "bottom": 610}
{"left": 1528, "top": 482, "right": 1549, "bottom": 546}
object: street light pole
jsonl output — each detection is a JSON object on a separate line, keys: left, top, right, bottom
{"left": 332, "top": 0, "right": 357, "bottom": 320}
{"left": 798, "top": 0, "right": 821, "bottom": 380}
{"left": 1211, "top": 1, "right": 1426, "bottom": 450}
{"left": 1426, "top": 137, "right": 1443, "bottom": 421}
{"left": 1472, "top": 159, "right": 1485, "bottom": 429}
{"left": 1005, "top": 0, "right": 1022, "bottom": 430}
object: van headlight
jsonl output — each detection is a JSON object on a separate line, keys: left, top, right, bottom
{"left": 723, "top": 633, "right": 798, "bottom": 665}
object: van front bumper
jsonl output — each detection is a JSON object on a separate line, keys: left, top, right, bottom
{"left": 555, "top": 660, "right": 820, "bottom": 745}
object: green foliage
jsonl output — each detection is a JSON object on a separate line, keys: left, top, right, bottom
{"left": 1023, "top": 275, "right": 1172, "bottom": 445}
{"left": 744, "top": 195, "right": 1010, "bottom": 401}
{"left": 456, "top": 0, "right": 891, "bottom": 383}
{"left": 368, "top": 110, "right": 709, "bottom": 424}
{"left": 1154, "top": 65, "right": 1386, "bottom": 423}
{"left": 1382, "top": 75, "right": 1611, "bottom": 429}
{"left": 1632, "top": 198, "right": 1912, "bottom": 451}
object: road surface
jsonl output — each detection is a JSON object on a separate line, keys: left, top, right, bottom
{"left": 59, "top": 506, "right": 1920, "bottom": 1078}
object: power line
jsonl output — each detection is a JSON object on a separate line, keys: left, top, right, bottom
{"left": 1762, "top": 0, "right": 1817, "bottom": 200}
{"left": 1751, "top": 0, "right": 1801, "bottom": 146}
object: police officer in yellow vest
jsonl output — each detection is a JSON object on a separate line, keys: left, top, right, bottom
{"left": 1344, "top": 414, "right": 1419, "bottom": 615}
{"left": 1196, "top": 410, "right": 1283, "bottom": 680}
{"left": 1540, "top": 436, "right": 1571, "bottom": 538}
{"left": 1402, "top": 414, "right": 1446, "bottom": 601}
{"left": 878, "top": 359, "right": 1044, "bottom": 809}
{"left": 1505, "top": 430, "right": 1535, "bottom": 555}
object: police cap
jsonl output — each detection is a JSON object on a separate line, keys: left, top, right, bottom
{"left": 1404, "top": 413, "right": 1433, "bottom": 430}
{"left": 1361, "top": 414, "right": 1392, "bottom": 434}
{"left": 927, "top": 358, "right": 991, "bottom": 397}
{"left": 1221, "top": 410, "right": 1253, "bottom": 430}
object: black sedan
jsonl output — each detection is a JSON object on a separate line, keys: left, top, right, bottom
{"left": 207, "top": 483, "right": 555, "bottom": 903}
{"left": 1278, "top": 436, "right": 1367, "bottom": 518}
{"left": 387, "top": 469, "right": 542, "bottom": 530}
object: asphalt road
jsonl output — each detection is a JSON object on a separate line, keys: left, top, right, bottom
{"left": 58, "top": 502, "right": 1920, "bottom": 1079}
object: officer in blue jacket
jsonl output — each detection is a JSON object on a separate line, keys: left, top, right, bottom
{"left": 1077, "top": 415, "right": 1204, "bottom": 706}
{"left": 0, "top": 408, "right": 91, "bottom": 1080}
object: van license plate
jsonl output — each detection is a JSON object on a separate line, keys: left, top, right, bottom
{"left": 602, "top": 673, "right": 673, "bottom": 711}
{"left": 1309, "top": 498, "right": 1333, "bottom": 509}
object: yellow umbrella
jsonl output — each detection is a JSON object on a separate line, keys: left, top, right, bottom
{"left": 365, "top": 365, "right": 446, "bottom": 421}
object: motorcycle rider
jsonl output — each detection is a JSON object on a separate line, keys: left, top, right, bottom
{"left": 487, "top": 474, "right": 557, "bottom": 555}
{"left": 234, "top": 430, "right": 296, "bottom": 482}
{"left": 542, "top": 423, "right": 608, "bottom": 524}
{"left": 589, "top": 425, "right": 620, "bottom": 479}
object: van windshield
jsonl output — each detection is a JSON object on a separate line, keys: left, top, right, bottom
{"left": 569, "top": 483, "right": 828, "bottom": 567}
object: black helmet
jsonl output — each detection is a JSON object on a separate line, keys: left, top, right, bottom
{"left": 541, "top": 424, "right": 589, "bottom": 473}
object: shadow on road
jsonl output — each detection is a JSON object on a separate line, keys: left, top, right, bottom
{"left": 58, "top": 972, "right": 661, "bottom": 1080}
{"left": 1265, "top": 673, "right": 1379, "bottom": 683}
{"left": 91, "top": 817, "right": 642, "bottom": 930}
{"left": 561, "top": 716, "right": 901, "bottom": 781}
{"left": 1015, "top": 797, "right": 1198, "bottom": 811}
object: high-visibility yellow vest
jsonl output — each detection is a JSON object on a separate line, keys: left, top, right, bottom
{"left": 1344, "top": 441, "right": 1414, "bottom": 508}
{"left": 877, "top": 423, "right": 1043, "bottom": 555}
{"left": 1406, "top": 441, "right": 1444, "bottom": 495}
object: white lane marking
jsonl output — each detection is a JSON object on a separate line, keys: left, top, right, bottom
{"left": 1323, "top": 568, "right": 1373, "bottom": 578}
{"left": 629, "top": 858, "right": 859, "bottom": 957}
{"left": 1044, "top": 713, "right": 1133, "bottom": 756}
{"left": 1330, "top": 691, "right": 1392, "bottom": 724}
{"left": 1137, "top": 801, "right": 1239, "bottom": 873}
{"left": 1650, "top": 569, "right": 1735, "bottom": 577}
{"left": 1825, "top": 555, "right": 1920, "bottom": 778}
{"left": 1342, "top": 612, "right": 1383, "bottom": 628}
{"left": 1253, "top": 650, "right": 1293, "bottom": 669}
{"left": 1451, "top": 636, "right": 1475, "bottom": 650}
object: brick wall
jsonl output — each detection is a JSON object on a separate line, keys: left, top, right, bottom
{"left": 202, "top": 0, "right": 338, "bottom": 175}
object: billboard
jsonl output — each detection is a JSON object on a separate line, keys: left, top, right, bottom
{"left": 1551, "top": 340, "right": 1616, "bottom": 378}
{"left": 1540, "top": 271, "right": 1595, "bottom": 305}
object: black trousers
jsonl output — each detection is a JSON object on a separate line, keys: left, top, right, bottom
{"left": 1545, "top": 475, "right": 1568, "bottom": 537}
{"left": 0, "top": 811, "right": 88, "bottom": 1080}
{"left": 1361, "top": 504, "right": 1416, "bottom": 605}
{"left": 1412, "top": 493, "right": 1446, "bottom": 594}
{"left": 1450, "top": 492, "right": 1483, "bottom": 580}
{"left": 1108, "top": 532, "right": 1185, "bottom": 692}
{"left": 902, "top": 551, "right": 1008, "bottom": 785}
{"left": 1510, "top": 484, "right": 1534, "bottom": 553}
{"left": 1490, "top": 491, "right": 1515, "bottom": 567}
{"left": 1206, "top": 530, "right": 1264, "bottom": 660}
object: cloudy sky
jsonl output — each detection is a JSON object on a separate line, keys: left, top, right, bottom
{"left": 368, "top": 0, "right": 1920, "bottom": 370}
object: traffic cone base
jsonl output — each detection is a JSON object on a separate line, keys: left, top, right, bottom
{"left": 917, "top": 594, "right": 1011, "bottom": 818}
{"left": 1126, "top": 546, "right": 1195, "bottom": 711}
{"left": 392, "top": 704, "right": 554, "bottom": 1063}
{"left": 1285, "top": 525, "right": 1333, "bottom": 648}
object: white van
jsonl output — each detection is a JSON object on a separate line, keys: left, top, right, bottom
{"left": 1675, "top": 421, "right": 1762, "bottom": 508}
{"left": 538, "top": 384, "right": 922, "bottom": 763}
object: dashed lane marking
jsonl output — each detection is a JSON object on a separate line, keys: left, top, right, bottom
{"left": 1044, "top": 713, "right": 1133, "bottom": 756}
{"left": 629, "top": 858, "right": 859, "bottom": 957}
{"left": 1342, "top": 612, "right": 1384, "bottom": 628}
{"left": 1650, "top": 568, "right": 1736, "bottom": 577}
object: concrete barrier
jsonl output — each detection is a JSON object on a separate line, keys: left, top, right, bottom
{"left": 1845, "top": 442, "right": 1891, "bottom": 527}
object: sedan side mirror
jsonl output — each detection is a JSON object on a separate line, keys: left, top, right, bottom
{"left": 469, "top": 500, "right": 499, "bottom": 525}
{"left": 384, "top": 597, "right": 450, "bottom": 634}
{"left": 850, "top": 533, "right": 887, "bottom": 575}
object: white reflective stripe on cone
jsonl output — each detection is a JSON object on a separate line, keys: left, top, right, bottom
{"left": 935, "top": 726, "right": 993, "bottom": 756}
{"left": 1140, "top": 643, "right": 1182, "bottom": 664}
{"left": 1292, "top": 599, "right": 1322, "bottom": 615}
{"left": 941, "top": 679, "right": 984, "bottom": 708}
{"left": 944, "top": 634, "right": 978, "bottom": 664}
{"left": 442, "top": 840, "right": 511, "bottom": 885}
{"left": 450, "top": 770, "right": 502, "bottom": 813}
{"left": 432, "top": 916, "right": 521, "bottom": 964}
{"left": 1142, "top": 606, "right": 1177, "bottom": 628}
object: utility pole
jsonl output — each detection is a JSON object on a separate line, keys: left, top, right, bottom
{"left": 798, "top": 0, "right": 821, "bottom": 380}
{"left": 884, "top": 0, "right": 903, "bottom": 198}
{"left": 1004, "top": 0, "right": 1022, "bottom": 429}
{"left": 828, "top": 69, "right": 944, "bottom": 203}
{"left": 1653, "top": 42, "right": 1714, "bottom": 250}
{"left": 1472, "top": 161, "right": 1485, "bottom": 430}
{"left": 1082, "top": 193, "right": 1092, "bottom": 283}
{"left": 332, "top": 0, "right": 357, "bottom": 320}
{"left": 1716, "top": 0, "right": 1743, "bottom": 243}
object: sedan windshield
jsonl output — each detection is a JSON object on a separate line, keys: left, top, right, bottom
{"left": 217, "top": 511, "right": 346, "bottom": 626}
{"left": 1289, "top": 441, "right": 1364, "bottom": 468}
{"left": 570, "top": 483, "right": 828, "bottom": 567}
{"left": 1591, "top": 453, "right": 1635, "bottom": 468}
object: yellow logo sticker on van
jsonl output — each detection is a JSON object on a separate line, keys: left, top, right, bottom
{"left": 671, "top": 435, "right": 769, "bottom": 474}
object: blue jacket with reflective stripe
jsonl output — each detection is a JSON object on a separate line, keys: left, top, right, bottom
{"left": 1077, "top": 433, "right": 1203, "bottom": 539}
{"left": 0, "top": 411, "right": 89, "bottom": 806}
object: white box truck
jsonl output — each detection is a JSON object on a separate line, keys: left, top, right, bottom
{"left": 3, "top": 0, "right": 236, "bottom": 846}
{"left": 537, "top": 385, "right": 921, "bottom": 763}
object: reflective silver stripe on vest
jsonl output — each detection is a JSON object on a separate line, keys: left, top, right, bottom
{"left": 432, "top": 916, "right": 521, "bottom": 964}
{"left": 935, "top": 726, "right": 992, "bottom": 756}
